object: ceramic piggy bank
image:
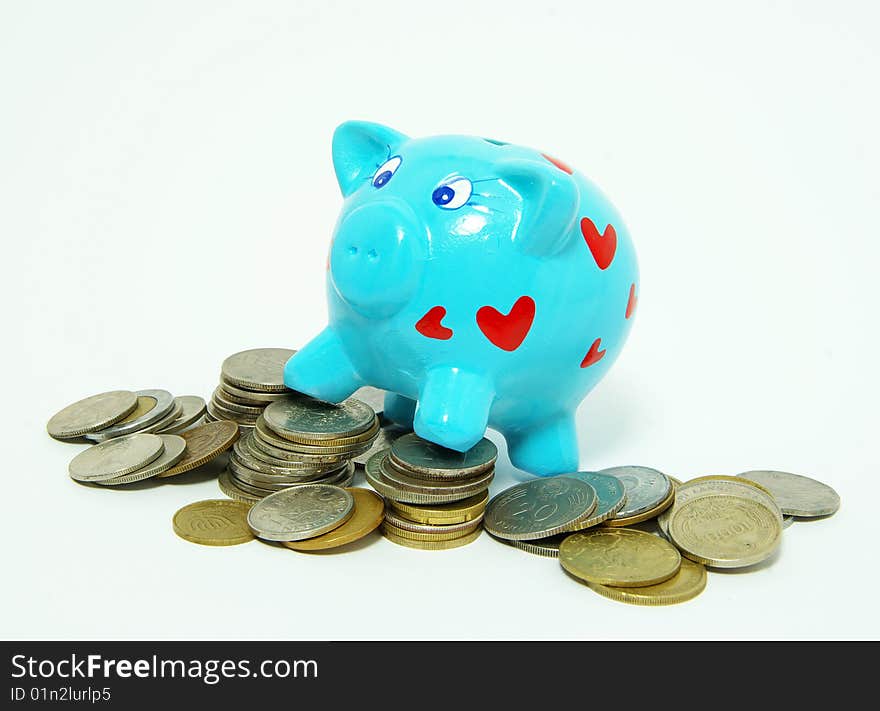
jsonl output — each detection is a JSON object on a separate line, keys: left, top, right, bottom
{"left": 284, "top": 121, "right": 638, "bottom": 476}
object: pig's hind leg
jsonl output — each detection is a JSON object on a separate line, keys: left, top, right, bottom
{"left": 383, "top": 392, "right": 417, "bottom": 428}
{"left": 504, "top": 413, "right": 579, "bottom": 477}
{"left": 283, "top": 327, "right": 362, "bottom": 403}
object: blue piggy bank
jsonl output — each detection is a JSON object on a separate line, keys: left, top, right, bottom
{"left": 285, "top": 121, "right": 638, "bottom": 476}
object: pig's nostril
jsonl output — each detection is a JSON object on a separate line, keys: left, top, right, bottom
{"left": 367, "top": 249, "right": 379, "bottom": 261}
{"left": 348, "top": 246, "right": 358, "bottom": 256}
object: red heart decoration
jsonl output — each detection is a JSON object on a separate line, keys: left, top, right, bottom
{"left": 625, "top": 283, "right": 637, "bottom": 319}
{"left": 415, "top": 306, "right": 453, "bottom": 340}
{"left": 580, "top": 338, "right": 606, "bottom": 368}
{"left": 476, "top": 296, "right": 535, "bottom": 352}
{"left": 581, "top": 217, "right": 617, "bottom": 270}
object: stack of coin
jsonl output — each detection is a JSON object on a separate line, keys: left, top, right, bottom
{"left": 47, "top": 389, "right": 206, "bottom": 442}
{"left": 207, "top": 348, "right": 297, "bottom": 432}
{"left": 218, "top": 394, "right": 379, "bottom": 502}
{"left": 365, "top": 433, "right": 497, "bottom": 549}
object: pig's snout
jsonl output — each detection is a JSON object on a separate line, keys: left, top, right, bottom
{"left": 330, "top": 199, "right": 424, "bottom": 317}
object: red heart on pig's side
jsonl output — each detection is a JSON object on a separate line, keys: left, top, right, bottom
{"left": 580, "top": 338, "right": 606, "bottom": 368}
{"left": 581, "top": 217, "right": 617, "bottom": 270}
{"left": 476, "top": 296, "right": 536, "bottom": 352}
{"left": 415, "top": 306, "right": 453, "bottom": 340}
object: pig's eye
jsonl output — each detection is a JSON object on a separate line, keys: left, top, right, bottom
{"left": 432, "top": 178, "right": 472, "bottom": 210}
{"left": 372, "top": 156, "right": 402, "bottom": 189}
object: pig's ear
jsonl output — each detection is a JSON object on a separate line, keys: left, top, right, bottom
{"left": 332, "top": 121, "right": 409, "bottom": 197}
{"left": 496, "top": 159, "right": 579, "bottom": 256}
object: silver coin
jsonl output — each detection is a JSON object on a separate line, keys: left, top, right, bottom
{"left": 218, "top": 469, "right": 261, "bottom": 504}
{"left": 737, "top": 470, "right": 840, "bottom": 518}
{"left": 353, "top": 416, "right": 412, "bottom": 466}
{"left": 494, "top": 532, "right": 566, "bottom": 558}
{"left": 140, "top": 399, "right": 183, "bottom": 433}
{"left": 248, "top": 432, "right": 350, "bottom": 465}
{"left": 83, "top": 389, "right": 175, "bottom": 442}
{"left": 47, "top": 390, "right": 138, "bottom": 439}
{"left": 246, "top": 484, "right": 355, "bottom": 541}
{"left": 365, "top": 451, "right": 486, "bottom": 504}
{"left": 212, "top": 388, "right": 264, "bottom": 416}
{"left": 380, "top": 453, "right": 494, "bottom": 497}
{"left": 351, "top": 385, "right": 386, "bottom": 414}
{"left": 484, "top": 476, "right": 598, "bottom": 541}
{"left": 157, "top": 396, "right": 207, "bottom": 434}
{"left": 230, "top": 458, "right": 335, "bottom": 488}
{"left": 221, "top": 348, "right": 296, "bottom": 392}
{"left": 390, "top": 433, "right": 497, "bottom": 479}
{"left": 231, "top": 440, "right": 339, "bottom": 480}
{"left": 218, "top": 382, "right": 290, "bottom": 404}
{"left": 601, "top": 466, "right": 671, "bottom": 518}
{"left": 263, "top": 395, "right": 376, "bottom": 441}
{"left": 68, "top": 433, "right": 165, "bottom": 482}
{"left": 207, "top": 400, "right": 257, "bottom": 425}
{"left": 562, "top": 471, "right": 628, "bottom": 530}
{"left": 97, "top": 435, "right": 187, "bottom": 485}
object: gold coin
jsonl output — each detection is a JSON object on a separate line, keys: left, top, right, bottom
{"left": 559, "top": 528, "right": 681, "bottom": 587}
{"left": 158, "top": 420, "right": 239, "bottom": 478}
{"left": 383, "top": 527, "right": 482, "bottom": 550}
{"left": 587, "top": 558, "right": 707, "bottom": 605}
{"left": 218, "top": 469, "right": 260, "bottom": 504}
{"left": 283, "top": 488, "right": 385, "bottom": 551}
{"left": 389, "top": 491, "right": 489, "bottom": 524}
{"left": 605, "top": 485, "right": 675, "bottom": 527}
{"left": 668, "top": 494, "right": 782, "bottom": 568}
{"left": 383, "top": 508, "right": 483, "bottom": 535}
{"left": 682, "top": 474, "right": 774, "bottom": 497}
{"left": 172, "top": 499, "right": 254, "bottom": 546}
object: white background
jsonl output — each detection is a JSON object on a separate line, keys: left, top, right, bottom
{"left": 2, "top": 1, "right": 877, "bottom": 640}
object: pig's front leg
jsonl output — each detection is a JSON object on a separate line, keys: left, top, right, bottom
{"left": 414, "top": 368, "right": 494, "bottom": 453}
{"left": 283, "top": 327, "right": 362, "bottom": 403}
{"left": 504, "top": 413, "right": 579, "bottom": 477}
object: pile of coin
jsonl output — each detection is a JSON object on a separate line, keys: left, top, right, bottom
{"left": 219, "top": 394, "right": 379, "bottom": 502}
{"left": 206, "top": 348, "right": 297, "bottom": 432}
{"left": 485, "top": 466, "right": 840, "bottom": 605}
{"left": 365, "top": 433, "right": 496, "bottom": 549}
{"left": 47, "top": 389, "right": 206, "bottom": 443}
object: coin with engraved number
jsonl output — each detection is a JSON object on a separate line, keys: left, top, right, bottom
{"left": 84, "top": 389, "right": 175, "bottom": 442}
{"left": 587, "top": 557, "right": 707, "bottom": 605}
{"left": 737, "top": 470, "right": 840, "bottom": 518}
{"left": 484, "top": 476, "right": 598, "bottom": 541}
{"left": 601, "top": 466, "right": 671, "bottom": 518}
{"left": 263, "top": 396, "right": 377, "bottom": 443}
{"left": 669, "top": 494, "right": 782, "bottom": 568}
{"left": 221, "top": 348, "right": 296, "bottom": 392}
{"left": 390, "top": 433, "right": 497, "bottom": 479}
{"left": 48, "top": 390, "right": 138, "bottom": 439}
{"left": 68, "top": 433, "right": 165, "bottom": 482}
{"left": 173, "top": 499, "right": 255, "bottom": 546}
{"left": 98, "top": 435, "right": 187, "bottom": 485}
{"left": 390, "top": 490, "right": 489, "bottom": 525}
{"left": 157, "top": 420, "right": 239, "bottom": 478}
{"left": 562, "top": 472, "right": 627, "bottom": 531}
{"left": 283, "top": 488, "right": 385, "bottom": 551}
{"left": 247, "top": 484, "right": 355, "bottom": 541}
{"left": 157, "top": 396, "right": 207, "bottom": 434}
{"left": 560, "top": 528, "right": 682, "bottom": 587}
